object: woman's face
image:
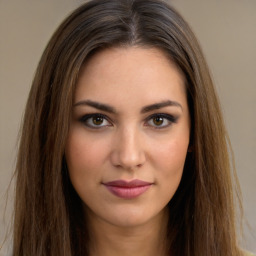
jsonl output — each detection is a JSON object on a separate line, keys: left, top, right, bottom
{"left": 65, "top": 47, "right": 190, "bottom": 228}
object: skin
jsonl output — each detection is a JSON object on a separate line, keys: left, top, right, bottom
{"left": 65, "top": 46, "right": 190, "bottom": 256}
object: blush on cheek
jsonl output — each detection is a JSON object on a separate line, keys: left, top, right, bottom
{"left": 66, "top": 139, "right": 95, "bottom": 168}
{"left": 159, "top": 139, "right": 188, "bottom": 160}
{"left": 158, "top": 143, "right": 188, "bottom": 179}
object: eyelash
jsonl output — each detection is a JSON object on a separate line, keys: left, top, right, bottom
{"left": 79, "top": 114, "right": 111, "bottom": 129}
{"left": 79, "top": 113, "right": 178, "bottom": 129}
{"left": 145, "top": 113, "right": 178, "bottom": 129}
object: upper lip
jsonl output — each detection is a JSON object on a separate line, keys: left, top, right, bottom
{"left": 103, "top": 179, "right": 152, "bottom": 188}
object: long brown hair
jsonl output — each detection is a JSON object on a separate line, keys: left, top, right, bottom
{"left": 13, "top": 0, "right": 243, "bottom": 255}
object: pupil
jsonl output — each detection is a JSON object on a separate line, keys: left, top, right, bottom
{"left": 154, "top": 117, "right": 163, "bottom": 125}
{"left": 93, "top": 116, "right": 103, "bottom": 125}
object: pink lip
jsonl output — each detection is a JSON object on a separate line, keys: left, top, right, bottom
{"left": 103, "top": 179, "right": 152, "bottom": 199}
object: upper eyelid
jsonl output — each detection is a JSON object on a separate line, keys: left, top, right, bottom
{"left": 144, "top": 115, "right": 177, "bottom": 131}
{"left": 79, "top": 114, "right": 113, "bottom": 129}
{"left": 145, "top": 113, "right": 178, "bottom": 121}
{"left": 80, "top": 113, "right": 112, "bottom": 123}
{"left": 80, "top": 113, "right": 111, "bottom": 120}
{"left": 78, "top": 112, "right": 178, "bottom": 124}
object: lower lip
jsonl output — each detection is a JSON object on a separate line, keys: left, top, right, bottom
{"left": 104, "top": 185, "right": 151, "bottom": 199}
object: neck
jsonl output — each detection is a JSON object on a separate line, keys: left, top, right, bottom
{"left": 86, "top": 208, "right": 169, "bottom": 256}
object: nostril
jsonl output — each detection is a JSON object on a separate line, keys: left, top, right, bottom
{"left": 110, "top": 150, "right": 146, "bottom": 170}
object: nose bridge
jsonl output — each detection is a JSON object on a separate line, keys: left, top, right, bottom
{"left": 111, "top": 124, "right": 145, "bottom": 169}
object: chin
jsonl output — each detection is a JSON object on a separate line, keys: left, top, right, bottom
{"left": 91, "top": 204, "right": 166, "bottom": 229}
{"left": 109, "top": 213, "right": 150, "bottom": 228}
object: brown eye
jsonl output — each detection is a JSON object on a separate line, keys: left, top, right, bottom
{"left": 146, "top": 114, "right": 177, "bottom": 129}
{"left": 93, "top": 116, "right": 104, "bottom": 125}
{"left": 153, "top": 116, "right": 164, "bottom": 126}
{"left": 79, "top": 114, "right": 111, "bottom": 128}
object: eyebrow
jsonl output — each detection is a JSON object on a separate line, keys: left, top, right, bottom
{"left": 73, "top": 99, "right": 183, "bottom": 113}
{"left": 141, "top": 100, "right": 183, "bottom": 113}
{"left": 74, "top": 100, "right": 116, "bottom": 113}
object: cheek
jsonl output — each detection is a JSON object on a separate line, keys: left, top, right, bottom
{"left": 66, "top": 128, "right": 105, "bottom": 169}
{"left": 145, "top": 136, "right": 189, "bottom": 211}
{"left": 65, "top": 128, "right": 108, "bottom": 192}
{"left": 153, "top": 137, "right": 188, "bottom": 184}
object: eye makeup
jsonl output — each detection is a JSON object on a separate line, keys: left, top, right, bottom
{"left": 144, "top": 113, "right": 179, "bottom": 129}
{"left": 79, "top": 113, "right": 112, "bottom": 129}
{"left": 78, "top": 112, "right": 179, "bottom": 130}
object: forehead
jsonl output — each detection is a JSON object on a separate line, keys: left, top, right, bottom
{"left": 75, "top": 47, "right": 187, "bottom": 111}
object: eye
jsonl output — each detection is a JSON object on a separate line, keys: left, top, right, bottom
{"left": 145, "top": 114, "right": 178, "bottom": 129}
{"left": 79, "top": 114, "right": 112, "bottom": 128}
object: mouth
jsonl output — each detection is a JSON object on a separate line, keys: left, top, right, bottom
{"left": 102, "top": 179, "right": 153, "bottom": 199}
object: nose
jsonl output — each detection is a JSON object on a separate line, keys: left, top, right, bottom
{"left": 110, "top": 126, "right": 146, "bottom": 170}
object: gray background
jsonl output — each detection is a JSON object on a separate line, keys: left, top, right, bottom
{"left": 0, "top": 0, "right": 255, "bottom": 254}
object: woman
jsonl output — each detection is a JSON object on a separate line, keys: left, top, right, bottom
{"left": 12, "top": 0, "right": 250, "bottom": 255}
